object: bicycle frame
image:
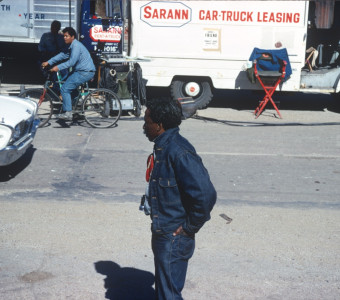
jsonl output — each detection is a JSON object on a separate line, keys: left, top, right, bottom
{"left": 19, "top": 71, "right": 123, "bottom": 128}
{"left": 43, "top": 72, "right": 90, "bottom": 115}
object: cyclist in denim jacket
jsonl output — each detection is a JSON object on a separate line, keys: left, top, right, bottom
{"left": 41, "top": 27, "right": 95, "bottom": 121}
{"left": 143, "top": 97, "right": 216, "bottom": 300}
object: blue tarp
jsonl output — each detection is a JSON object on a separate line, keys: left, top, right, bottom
{"left": 249, "top": 48, "right": 292, "bottom": 80}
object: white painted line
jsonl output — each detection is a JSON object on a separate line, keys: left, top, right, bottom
{"left": 198, "top": 152, "right": 340, "bottom": 159}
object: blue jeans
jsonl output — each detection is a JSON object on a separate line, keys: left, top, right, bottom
{"left": 60, "top": 71, "right": 94, "bottom": 112}
{"left": 152, "top": 232, "right": 195, "bottom": 300}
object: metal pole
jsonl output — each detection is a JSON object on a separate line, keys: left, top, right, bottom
{"left": 69, "top": 0, "right": 72, "bottom": 27}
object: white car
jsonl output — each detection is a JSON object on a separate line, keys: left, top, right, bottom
{"left": 0, "top": 95, "right": 40, "bottom": 166}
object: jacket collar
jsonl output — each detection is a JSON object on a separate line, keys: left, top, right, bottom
{"left": 153, "top": 127, "right": 179, "bottom": 149}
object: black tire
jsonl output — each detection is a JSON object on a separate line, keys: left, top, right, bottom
{"left": 171, "top": 80, "right": 213, "bottom": 118}
{"left": 82, "top": 88, "right": 122, "bottom": 128}
{"left": 18, "top": 88, "right": 53, "bottom": 127}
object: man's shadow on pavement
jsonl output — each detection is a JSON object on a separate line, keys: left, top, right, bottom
{"left": 94, "top": 261, "right": 155, "bottom": 300}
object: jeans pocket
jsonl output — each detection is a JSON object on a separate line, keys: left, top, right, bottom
{"left": 177, "top": 234, "right": 195, "bottom": 259}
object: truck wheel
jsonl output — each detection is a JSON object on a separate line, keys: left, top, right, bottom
{"left": 171, "top": 80, "right": 213, "bottom": 109}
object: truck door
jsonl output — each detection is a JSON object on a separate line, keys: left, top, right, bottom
{"left": 0, "top": 1, "right": 33, "bottom": 39}
{"left": 0, "top": 0, "right": 79, "bottom": 43}
{"left": 80, "top": 0, "right": 124, "bottom": 55}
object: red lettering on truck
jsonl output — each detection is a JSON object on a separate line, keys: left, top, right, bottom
{"left": 199, "top": 9, "right": 299, "bottom": 23}
{"left": 226, "top": 11, "right": 232, "bottom": 21}
{"left": 201, "top": 10, "right": 263, "bottom": 22}
{"left": 257, "top": 12, "right": 300, "bottom": 23}
{"left": 93, "top": 27, "right": 122, "bottom": 34}
{"left": 143, "top": 5, "right": 189, "bottom": 20}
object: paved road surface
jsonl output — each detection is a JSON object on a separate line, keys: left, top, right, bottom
{"left": 1, "top": 94, "right": 340, "bottom": 299}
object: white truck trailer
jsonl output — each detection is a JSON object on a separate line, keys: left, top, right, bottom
{"left": 127, "top": 0, "right": 340, "bottom": 109}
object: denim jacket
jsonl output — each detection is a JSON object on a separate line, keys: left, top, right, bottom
{"left": 149, "top": 127, "right": 216, "bottom": 236}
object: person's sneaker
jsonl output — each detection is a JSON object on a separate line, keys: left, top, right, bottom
{"left": 56, "top": 111, "right": 73, "bottom": 121}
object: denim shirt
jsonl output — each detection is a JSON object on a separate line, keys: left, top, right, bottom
{"left": 38, "top": 32, "right": 65, "bottom": 54}
{"left": 149, "top": 127, "right": 216, "bottom": 236}
{"left": 48, "top": 39, "right": 95, "bottom": 72}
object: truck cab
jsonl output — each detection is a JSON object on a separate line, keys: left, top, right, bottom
{"left": 80, "top": 0, "right": 127, "bottom": 56}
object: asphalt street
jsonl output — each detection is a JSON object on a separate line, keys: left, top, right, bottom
{"left": 1, "top": 91, "right": 340, "bottom": 299}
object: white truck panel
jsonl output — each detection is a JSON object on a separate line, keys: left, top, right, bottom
{"left": 0, "top": 1, "right": 31, "bottom": 39}
{"left": 130, "top": 0, "right": 308, "bottom": 91}
{"left": 0, "top": 0, "right": 80, "bottom": 43}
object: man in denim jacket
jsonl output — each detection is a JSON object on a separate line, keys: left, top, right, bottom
{"left": 143, "top": 97, "right": 216, "bottom": 300}
{"left": 41, "top": 27, "right": 95, "bottom": 121}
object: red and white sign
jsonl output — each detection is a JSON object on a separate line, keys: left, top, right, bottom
{"left": 89, "top": 25, "right": 122, "bottom": 42}
{"left": 197, "top": 10, "right": 301, "bottom": 24}
{"left": 139, "top": 1, "right": 305, "bottom": 28}
{"left": 141, "top": 1, "right": 192, "bottom": 27}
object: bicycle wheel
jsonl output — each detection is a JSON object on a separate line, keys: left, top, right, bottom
{"left": 82, "top": 88, "right": 122, "bottom": 128}
{"left": 18, "top": 88, "right": 53, "bottom": 128}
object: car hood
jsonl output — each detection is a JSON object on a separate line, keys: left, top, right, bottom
{"left": 0, "top": 95, "right": 37, "bottom": 128}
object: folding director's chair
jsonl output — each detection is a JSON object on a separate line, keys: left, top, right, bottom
{"left": 249, "top": 48, "right": 292, "bottom": 119}
{"left": 253, "top": 56, "right": 287, "bottom": 118}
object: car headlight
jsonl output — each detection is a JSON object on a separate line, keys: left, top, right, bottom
{"left": 0, "top": 125, "right": 12, "bottom": 149}
{"left": 13, "top": 123, "right": 22, "bottom": 140}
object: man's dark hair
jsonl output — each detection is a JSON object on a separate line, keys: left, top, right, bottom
{"left": 51, "top": 20, "right": 61, "bottom": 34}
{"left": 146, "top": 97, "right": 182, "bottom": 130}
{"left": 62, "top": 27, "right": 77, "bottom": 38}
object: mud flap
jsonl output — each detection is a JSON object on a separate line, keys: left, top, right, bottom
{"left": 178, "top": 97, "right": 197, "bottom": 119}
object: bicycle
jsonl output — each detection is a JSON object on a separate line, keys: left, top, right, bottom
{"left": 18, "top": 71, "right": 122, "bottom": 128}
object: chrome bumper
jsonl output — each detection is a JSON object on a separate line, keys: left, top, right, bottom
{"left": 0, "top": 119, "right": 40, "bottom": 166}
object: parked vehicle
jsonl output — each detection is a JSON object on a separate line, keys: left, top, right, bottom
{"left": 0, "top": 0, "right": 126, "bottom": 58}
{"left": 0, "top": 95, "right": 40, "bottom": 166}
{"left": 0, "top": 0, "right": 128, "bottom": 85}
{"left": 129, "top": 0, "right": 340, "bottom": 110}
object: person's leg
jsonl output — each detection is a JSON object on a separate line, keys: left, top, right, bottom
{"left": 60, "top": 72, "right": 82, "bottom": 112}
{"left": 58, "top": 72, "right": 94, "bottom": 120}
{"left": 52, "top": 69, "right": 68, "bottom": 96}
{"left": 152, "top": 232, "right": 195, "bottom": 300}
